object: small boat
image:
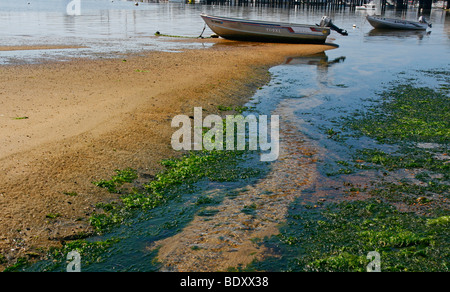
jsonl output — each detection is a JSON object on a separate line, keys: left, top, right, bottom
{"left": 367, "top": 15, "right": 431, "bottom": 30}
{"left": 356, "top": 2, "right": 376, "bottom": 10}
{"left": 200, "top": 14, "right": 348, "bottom": 44}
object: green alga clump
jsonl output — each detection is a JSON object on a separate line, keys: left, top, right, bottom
{"left": 249, "top": 200, "right": 449, "bottom": 272}
{"left": 338, "top": 74, "right": 449, "bottom": 203}
{"left": 90, "top": 150, "right": 261, "bottom": 233}
{"left": 346, "top": 84, "right": 449, "bottom": 144}
{"left": 92, "top": 168, "right": 138, "bottom": 194}
{"left": 89, "top": 113, "right": 264, "bottom": 234}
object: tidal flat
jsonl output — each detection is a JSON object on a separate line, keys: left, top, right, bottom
{"left": 247, "top": 70, "right": 449, "bottom": 272}
{"left": 0, "top": 42, "right": 334, "bottom": 271}
{"left": 1, "top": 1, "right": 449, "bottom": 272}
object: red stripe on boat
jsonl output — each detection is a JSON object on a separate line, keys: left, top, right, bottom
{"left": 286, "top": 27, "right": 294, "bottom": 33}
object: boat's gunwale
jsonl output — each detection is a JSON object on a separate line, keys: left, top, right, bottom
{"left": 207, "top": 24, "right": 326, "bottom": 38}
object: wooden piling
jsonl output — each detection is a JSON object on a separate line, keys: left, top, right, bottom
{"left": 417, "top": 0, "right": 432, "bottom": 11}
{"left": 203, "top": 0, "right": 394, "bottom": 10}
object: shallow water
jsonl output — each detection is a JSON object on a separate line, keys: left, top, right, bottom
{"left": 0, "top": 0, "right": 210, "bottom": 64}
{"left": 6, "top": 1, "right": 449, "bottom": 271}
{"left": 248, "top": 7, "right": 449, "bottom": 174}
{"left": 2, "top": 1, "right": 449, "bottom": 65}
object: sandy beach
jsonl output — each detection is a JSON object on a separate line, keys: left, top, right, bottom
{"left": 0, "top": 40, "right": 335, "bottom": 269}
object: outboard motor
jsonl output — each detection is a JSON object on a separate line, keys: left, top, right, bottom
{"left": 320, "top": 16, "right": 348, "bottom": 36}
{"left": 418, "top": 16, "right": 432, "bottom": 28}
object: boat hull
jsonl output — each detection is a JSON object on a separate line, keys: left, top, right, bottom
{"left": 355, "top": 5, "right": 376, "bottom": 10}
{"left": 201, "top": 14, "right": 330, "bottom": 44}
{"left": 367, "top": 16, "right": 428, "bottom": 30}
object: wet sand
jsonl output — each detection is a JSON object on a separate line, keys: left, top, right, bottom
{"left": 0, "top": 39, "right": 335, "bottom": 269}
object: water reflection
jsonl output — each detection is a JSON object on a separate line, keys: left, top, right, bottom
{"left": 284, "top": 53, "right": 346, "bottom": 86}
{"left": 284, "top": 53, "right": 346, "bottom": 70}
{"left": 367, "top": 28, "right": 431, "bottom": 39}
{"left": 445, "top": 11, "right": 450, "bottom": 39}
{"left": 278, "top": 52, "right": 347, "bottom": 94}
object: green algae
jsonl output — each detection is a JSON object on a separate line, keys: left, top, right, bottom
{"left": 344, "top": 83, "right": 449, "bottom": 144}
{"left": 89, "top": 150, "right": 261, "bottom": 234}
{"left": 247, "top": 69, "right": 450, "bottom": 272}
{"left": 4, "top": 238, "right": 119, "bottom": 272}
{"left": 248, "top": 200, "right": 449, "bottom": 272}
{"left": 92, "top": 168, "right": 138, "bottom": 194}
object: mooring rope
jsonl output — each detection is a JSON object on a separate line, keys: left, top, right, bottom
{"left": 198, "top": 23, "right": 207, "bottom": 39}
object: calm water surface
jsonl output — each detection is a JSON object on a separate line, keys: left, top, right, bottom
{"left": 1, "top": 1, "right": 449, "bottom": 64}
{"left": 5, "top": 1, "right": 449, "bottom": 271}
{"left": 252, "top": 7, "right": 449, "bottom": 173}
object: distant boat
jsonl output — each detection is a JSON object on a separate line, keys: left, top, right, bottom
{"left": 200, "top": 14, "right": 348, "bottom": 44}
{"left": 355, "top": 2, "right": 376, "bottom": 10}
{"left": 367, "top": 15, "right": 431, "bottom": 30}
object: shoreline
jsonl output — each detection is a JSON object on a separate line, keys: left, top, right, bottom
{"left": 0, "top": 45, "right": 87, "bottom": 52}
{"left": 0, "top": 40, "right": 336, "bottom": 269}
